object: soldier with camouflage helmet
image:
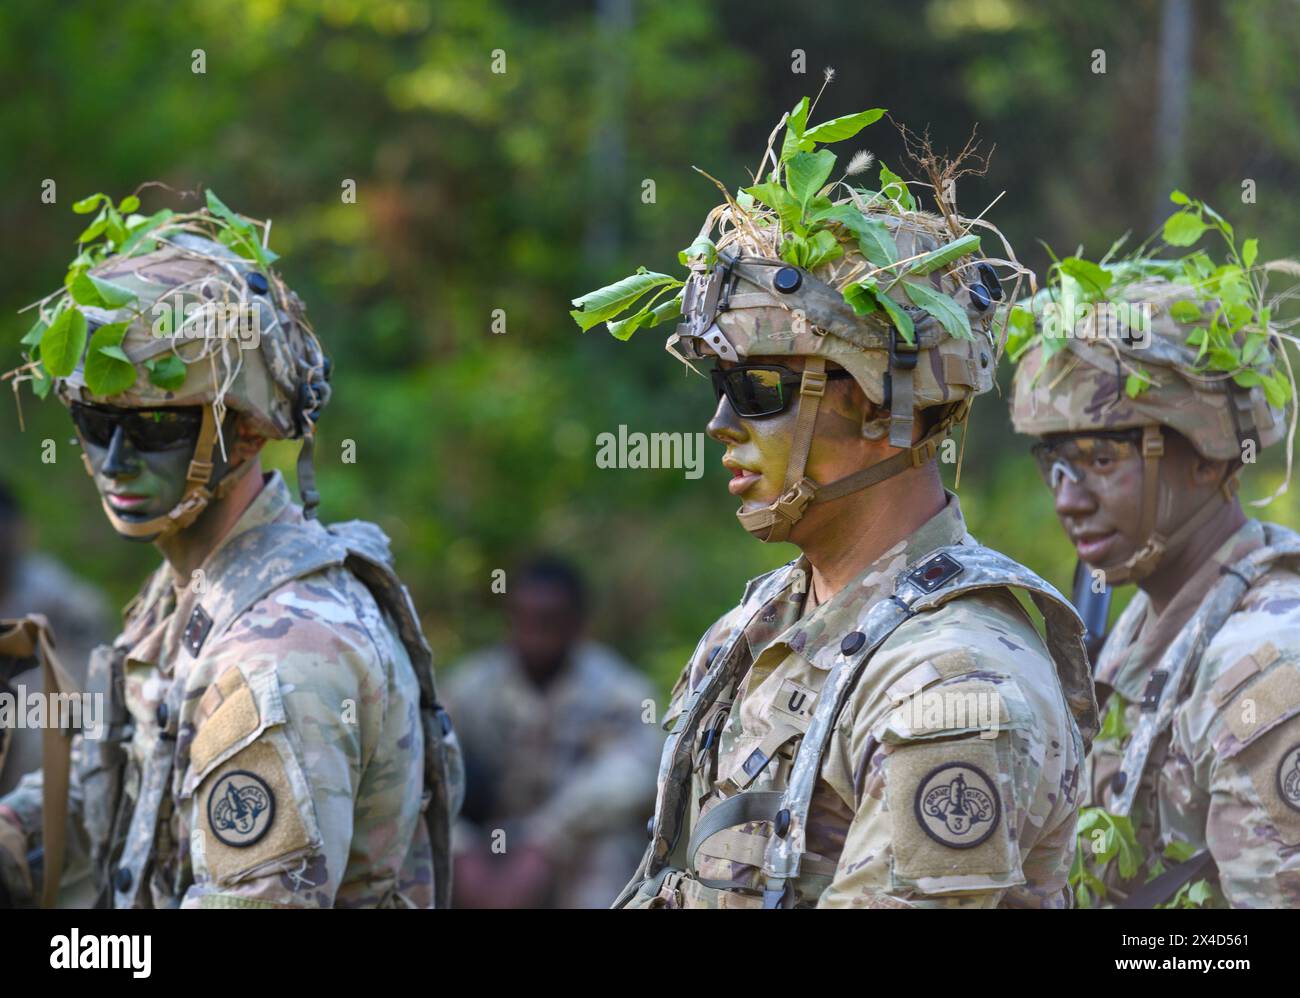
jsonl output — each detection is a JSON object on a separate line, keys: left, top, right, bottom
{"left": 573, "top": 94, "right": 1097, "bottom": 908}
{"left": 1010, "top": 201, "right": 1300, "bottom": 907}
{"left": 0, "top": 193, "right": 462, "bottom": 908}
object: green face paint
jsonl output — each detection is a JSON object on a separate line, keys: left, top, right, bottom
{"left": 75, "top": 405, "right": 204, "bottom": 540}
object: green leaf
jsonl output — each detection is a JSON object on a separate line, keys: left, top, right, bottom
{"left": 801, "top": 107, "right": 886, "bottom": 145}
{"left": 1096, "top": 695, "right": 1131, "bottom": 742}
{"left": 119, "top": 208, "right": 175, "bottom": 255}
{"left": 800, "top": 228, "right": 843, "bottom": 270}
{"left": 569, "top": 269, "right": 683, "bottom": 332}
{"left": 1005, "top": 305, "right": 1036, "bottom": 361}
{"left": 67, "top": 270, "right": 138, "bottom": 309}
{"left": 39, "top": 307, "right": 88, "bottom": 378}
{"left": 744, "top": 182, "right": 803, "bottom": 232}
{"left": 906, "top": 234, "right": 982, "bottom": 276}
{"left": 785, "top": 149, "right": 837, "bottom": 211}
{"left": 878, "top": 162, "right": 916, "bottom": 212}
{"left": 1058, "top": 257, "right": 1113, "bottom": 297}
{"left": 1125, "top": 365, "right": 1153, "bottom": 397}
{"left": 117, "top": 194, "right": 141, "bottom": 214}
{"left": 1163, "top": 211, "right": 1208, "bottom": 247}
{"left": 1185, "top": 879, "right": 1214, "bottom": 906}
{"left": 1242, "top": 237, "right": 1259, "bottom": 269}
{"left": 72, "top": 193, "right": 106, "bottom": 215}
{"left": 815, "top": 205, "right": 897, "bottom": 266}
{"left": 677, "top": 238, "right": 716, "bottom": 268}
{"left": 844, "top": 280, "right": 915, "bottom": 344}
{"left": 903, "top": 280, "right": 971, "bottom": 340}
{"left": 145, "top": 354, "right": 188, "bottom": 390}
{"left": 21, "top": 315, "right": 48, "bottom": 348}
{"left": 77, "top": 210, "right": 108, "bottom": 244}
{"left": 779, "top": 96, "right": 810, "bottom": 164}
{"left": 1169, "top": 190, "right": 1191, "bottom": 206}
{"left": 83, "top": 322, "right": 138, "bottom": 396}
{"left": 1262, "top": 370, "right": 1291, "bottom": 409}
{"left": 1169, "top": 300, "right": 1202, "bottom": 323}
{"left": 30, "top": 365, "right": 52, "bottom": 399}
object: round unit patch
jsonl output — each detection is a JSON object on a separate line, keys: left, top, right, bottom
{"left": 913, "top": 761, "right": 1001, "bottom": 849}
{"left": 1278, "top": 743, "right": 1300, "bottom": 813}
{"left": 208, "top": 770, "right": 275, "bottom": 848}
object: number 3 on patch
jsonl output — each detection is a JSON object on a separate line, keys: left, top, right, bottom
{"left": 913, "top": 762, "right": 1000, "bottom": 849}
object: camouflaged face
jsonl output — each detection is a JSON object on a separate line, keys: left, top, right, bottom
{"left": 668, "top": 213, "right": 999, "bottom": 410}
{"left": 56, "top": 234, "right": 328, "bottom": 441}
{"left": 1011, "top": 278, "right": 1284, "bottom": 460}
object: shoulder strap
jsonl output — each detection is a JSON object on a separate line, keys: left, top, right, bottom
{"left": 195, "top": 517, "right": 461, "bottom": 909}
{"left": 631, "top": 561, "right": 802, "bottom": 897}
{"left": 326, "top": 521, "right": 462, "bottom": 911}
{"left": 760, "top": 542, "right": 1096, "bottom": 907}
{"left": 1109, "top": 525, "right": 1300, "bottom": 817}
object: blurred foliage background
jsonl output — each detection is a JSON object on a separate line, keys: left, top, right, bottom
{"left": 2, "top": 0, "right": 1299, "bottom": 693}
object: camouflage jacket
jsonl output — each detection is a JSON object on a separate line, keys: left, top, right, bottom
{"left": 0, "top": 471, "right": 458, "bottom": 908}
{"left": 623, "top": 494, "right": 1096, "bottom": 908}
{"left": 1087, "top": 519, "right": 1300, "bottom": 907}
{"left": 444, "top": 641, "right": 660, "bottom": 907}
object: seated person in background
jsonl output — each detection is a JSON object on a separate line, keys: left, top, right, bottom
{"left": 446, "top": 556, "right": 660, "bottom": 908}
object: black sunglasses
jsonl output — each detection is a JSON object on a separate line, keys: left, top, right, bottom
{"left": 70, "top": 402, "right": 203, "bottom": 452}
{"left": 711, "top": 364, "right": 854, "bottom": 418}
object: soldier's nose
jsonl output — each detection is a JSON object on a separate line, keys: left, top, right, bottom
{"left": 102, "top": 424, "right": 140, "bottom": 478}
{"left": 1053, "top": 473, "right": 1096, "bottom": 518}
{"left": 706, "top": 394, "right": 747, "bottom": 445}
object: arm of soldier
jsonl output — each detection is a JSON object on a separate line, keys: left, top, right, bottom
{"left": 178, "top": 595, "right": 386, "bottom": 909}
{"left": 1201, "top": 655, "right": 1300, "bottom": 907}
{"left": 523, "top": 679, "right": 662, "bottom": 852}
{"left": 817, "top": 639, "right": 1056, "bottom": 909}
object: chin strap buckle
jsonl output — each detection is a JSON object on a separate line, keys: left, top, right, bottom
{"left": 772, "top": 479, "right": 818, "bottom": 524}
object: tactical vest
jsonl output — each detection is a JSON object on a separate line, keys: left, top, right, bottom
{"left": 1099, "top": 522, "right": 1300, "bottom": 836}
{"left": 78, "top": 517, "right": 463, "bottom": 908}
{"left": 616, "top": 541, "right": 1096, "bottom": 909}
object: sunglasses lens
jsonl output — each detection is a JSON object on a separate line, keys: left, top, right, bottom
{"left": 716, "top": 367, "right": 788, "bottom": 417}
{"left": 70, "top": 405, "right": 118, "bottom": 447}
{"left": 72, "top": 405, "right": 200, "bottom": 451}
{"left": 129, "top": 409, "right": 202, "bottom": 450}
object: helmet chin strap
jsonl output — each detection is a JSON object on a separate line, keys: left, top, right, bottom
{"left": 80, "top": 407, "right": 256, "bottom": 543}
{"left": 736, "top": 356, "right": 967, "bottom": 543}
{"left": 1099, "top": 425, "right": 1236, "bottom": 586}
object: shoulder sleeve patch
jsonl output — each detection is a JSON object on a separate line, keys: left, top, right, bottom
{"left": 1211, "top": 643, "right": 1279, "bottom": 708}
{"left": 196, "top": 736, "right": 317, "bottom": 886}
{"left": 885, "top": 737, "right": 1024, "bottom": 894}
{"left": 1220, "top": 662, "right": 1300, "bottom": 756}
{"left": 190, "top": 667, "right": 261, "bottom": 778}
{"left": 1227, "top": 712, "right": 1300, "bottom": 848}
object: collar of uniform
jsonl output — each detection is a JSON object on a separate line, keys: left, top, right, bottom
{"left": 1099, "top": 518, "right": 1267, "bottom": 699}
{"left": 753, "top": 490, "right": 968, "bottom": 672}
{"left": 165, "top": 470, "right": 296, "bottom": 589}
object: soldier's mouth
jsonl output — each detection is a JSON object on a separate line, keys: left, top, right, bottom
{"left": 725, "top": 462, "right": 762, "bottom": 496}
{"left": 107, "top": 493, "right": 152, "bottom": 511}
{"left": 1072, "top": 530, "right": 1118, "bottom": 563}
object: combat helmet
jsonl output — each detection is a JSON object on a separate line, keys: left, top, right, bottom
{"left": 11, "top": 191, "right": 331, "bottom": 541}
{"left": 573, "top": 93, "right": 1028, "bottom": 542}
{"left": 1010, "top": 194, "right": 1296, "bottom": 582}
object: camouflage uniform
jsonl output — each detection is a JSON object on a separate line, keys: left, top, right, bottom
{"left": 1087, "top": 520, "right": 1300, "bottom": 906}
{"left": 1012, "top": 275, "right": 1300, "bottom": 907}
{"left": 593, "top": 128, "right": 1098, "bottom": 905}
{"left": 622, "top": 493, "right": 1094, "bottom": 908}
{"left": 0, "top": 215, "right": 461, "bottom": 908}
{"left": 444, "top": 641, "right": 659, "bottom": 907}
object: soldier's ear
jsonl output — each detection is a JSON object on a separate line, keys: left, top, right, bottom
{"left": 230, "top": 413, "right": 268, "bottom": 460}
